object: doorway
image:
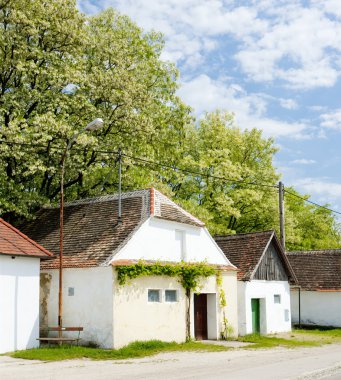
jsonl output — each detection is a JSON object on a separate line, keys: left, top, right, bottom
{"left": 194, "top": 294, "right": 208, "bottom": 340}
{"left": 251, "top": 298, "right": 260, "bottom": 333}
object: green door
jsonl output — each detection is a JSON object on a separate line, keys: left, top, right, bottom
{"left": 251, "top": 299, "right": 260, "bottom": 333}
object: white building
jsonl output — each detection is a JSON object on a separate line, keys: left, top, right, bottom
{"left": 287, "top": 249, "right": 341, "bottom": 327}
{"left": 0, "top": 218, "right": 53, "bottom": 354}
{"left": 23, "top": 188, "right": 238, "bottom": 348}
{"left": 216, "top": 231, "right": 297, "bottom": 335}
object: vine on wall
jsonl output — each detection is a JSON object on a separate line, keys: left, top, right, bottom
{"left": 115, "top": 260, "right": 226, "bottom": 341}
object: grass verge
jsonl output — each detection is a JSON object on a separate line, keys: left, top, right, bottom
{"left": 9, "top": 340, "right": 229, "bottom": 361}
{"left": 238, "top": 333, "right": 320, "bottom": 349}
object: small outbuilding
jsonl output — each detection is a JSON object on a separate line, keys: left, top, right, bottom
{"left": 22, "top": 188, "right": 238, "bottom": 348}
{"left": 0, "top": 218, "right": 53, "bottom": 353}
{"left": 287, "top": 249, "right": 341, "bottom": 328}
{"left": 215, "top": 230, "right": 297, "bottom": 335}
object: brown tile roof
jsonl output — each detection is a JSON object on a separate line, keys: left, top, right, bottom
{"left": 0, "top": 218, "right": 53, "bottom": 258}
{"left": 215, "top": 230, "right": 296, "bottom": 282}
{"left": 287, "top": 250, "right": 341, "bottom": 291}
{"left": 21, "top": 188, "right": 205, "bottom": 269}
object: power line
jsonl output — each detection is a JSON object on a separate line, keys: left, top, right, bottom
{"left": 284, "top": 189, "right": 341, "bottom": 216}
{"left": 1, "top": 138, "right": 341, "bottom": 216}
{"left": 0, "top": 139, "right": 278, "bottom": 190}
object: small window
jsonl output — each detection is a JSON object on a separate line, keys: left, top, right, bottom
{"left": 68, "top": 287, "right": 74, "bottom": 296}
{"left": 148, "top": 289, "right": 161, "bottom": 302}
{"left": 165, "top": 290, "right": 177, "bottom": 302}
{"left": 274, "top": 294, "right": 281, "bottom": 304}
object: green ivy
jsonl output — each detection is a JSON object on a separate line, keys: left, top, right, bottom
{"left": 115, "top": 260, "right": 216, "bottom": 291}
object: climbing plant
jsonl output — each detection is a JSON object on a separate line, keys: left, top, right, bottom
{"left": 115, "top": 260, "right": 216, "bottom": 340}
{"left": 216, "top": 270, "right": 234, "bottom": 340}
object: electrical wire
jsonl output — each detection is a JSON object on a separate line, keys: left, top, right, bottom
{"left": 284, "top": 189, "right": 341, "bottom": 216}
{"left": 1, "top": 138, "right": 341, "bottom": 215}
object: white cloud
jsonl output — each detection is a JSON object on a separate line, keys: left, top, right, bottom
{"left": 77, "top": 0, "right": 341, "bottom": 89}
{"left": 296, "top": 177, "right": 341, "bottom": 207}
{"left": 291, "top": 159, "right": 316, "bottom": 165}
{"left": 320, "top": 109, "right": 341, "bottom": 130}
{"left": 279, "top": 98, "right": 298, "bottom": 110}
{"left": 177, "top": 74, "right": 310, "bottom": 139}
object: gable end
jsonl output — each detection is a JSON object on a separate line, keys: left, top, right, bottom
{"left": 254, "top": 242, "right": 288, "bottom": 281}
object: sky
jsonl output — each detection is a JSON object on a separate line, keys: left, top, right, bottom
{"left": 78, "top": 0, "right": 341, "bottom": 212}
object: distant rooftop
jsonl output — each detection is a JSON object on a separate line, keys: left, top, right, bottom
{"left": 287, "top": 249, "right": 341, "bottom": 291}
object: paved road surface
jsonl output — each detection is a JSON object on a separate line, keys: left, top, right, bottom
{"left": 1, "top": 344, "right": 341, "bottom": 380}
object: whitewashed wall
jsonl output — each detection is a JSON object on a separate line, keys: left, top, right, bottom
{"left": 113, "top": 270, "right": 238, "bottom": 348}
{"left": 42, "top": 267, "right": 113, "bottom": 348}
{"left": 291, "top": 290, "right": 341, "bottom": 327}
{"left": 238, "top": 280, "right": 292, "bottom": 335}
{"left": 0, "top": 255, "right": 40, "bottom": 353}
{"left": 113, "top": 217, "right": 229, "bottom": 265}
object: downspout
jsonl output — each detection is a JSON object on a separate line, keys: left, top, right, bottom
{"left": 298, "top": 286, "right": 301, "bottom": 328}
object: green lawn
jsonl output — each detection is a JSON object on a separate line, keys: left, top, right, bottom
{"left": 8, "top": 328, "right": 341, "bottom": 362}
{"left": 239, "top": 327, "right": 341, "bottom": 349}
{"left": 9, "top": 340, "right": 229, "bottom": 361}
{"left": 238, "top": 333, "right": 320, "bottom": 349}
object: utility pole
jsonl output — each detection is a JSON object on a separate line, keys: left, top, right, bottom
{"left": 278, "top": 181, "right": 286, "bottom": 250}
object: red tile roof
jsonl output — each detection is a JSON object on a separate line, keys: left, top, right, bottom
{"left": 0, "top": 218, "right": 53, "bottom": 258}
{"left": 215, "top": 230, "right": 296, "bottom": 282}
{"left": 287, "top": 250, "right": 341, "bottom": 291}
{"left": 21, "top": 188, "right": 205, "bottom": 269}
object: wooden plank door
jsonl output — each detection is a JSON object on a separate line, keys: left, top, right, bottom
{"left": 194, "top": 294, "right": 207, "bottom": 340}
{"left": 251, "top": 298, "right": 260, "bottom": 333}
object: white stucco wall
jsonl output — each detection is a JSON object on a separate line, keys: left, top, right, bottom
{"left": 291, "top": 290, "right": 341, "bottom": 327}
{"left": 113, "top": 270, "right": 238, "bottom": 348}
{"left": 41, "top": 267, "right": 113, "bottom": 348}
{"left": 0, "top": 255, "right": 40, "bottom": 353}
{"left": 113, "top": 217, "right": 229, "bottom": 265}
{"left": 238, "top": 280, "right": 292, "bottom": 335}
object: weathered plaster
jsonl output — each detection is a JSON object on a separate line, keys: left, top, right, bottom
{"left": 291, "top": 290, "right": 341, "bottom": 327}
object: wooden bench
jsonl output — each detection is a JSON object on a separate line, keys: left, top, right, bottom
{"left": 38, "top": 326, "right": 83, "bottom": 346}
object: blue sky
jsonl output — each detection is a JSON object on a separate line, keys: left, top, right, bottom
{"left": 78, "top": 0, "right": 341, "bottom": 212}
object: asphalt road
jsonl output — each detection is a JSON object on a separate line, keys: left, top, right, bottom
{"left": 1, "top": 344, "right": 341, "bottom": 380}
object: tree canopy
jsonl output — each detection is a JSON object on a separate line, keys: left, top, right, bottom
{"left": 0, "top": 0, "right": 340, "bottom": 250}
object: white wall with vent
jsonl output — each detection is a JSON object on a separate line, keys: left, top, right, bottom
{"left": 112, "top": 217, "right": 230, "bottom": 265}
{"left": 238, "top": 280, "right": 292, "bottom": 335}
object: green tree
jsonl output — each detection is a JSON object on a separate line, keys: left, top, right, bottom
{"left": 171, "top": 111, "right": 280, "bottom": 235}
{"left": 0, "top": 1, "right": 190, "bottom": 219}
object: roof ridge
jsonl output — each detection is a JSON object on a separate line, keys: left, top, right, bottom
{"left": 287, "top": 249, "right": 341, "bottom": 255}
{"left": 44, "top": 188, "right": 151, "bottom": 209}
{"left": 0, "top": 218, "right": 53, "bottom": 257}
{"left": 215, "top": 230, "right": 274, "bottom": 240}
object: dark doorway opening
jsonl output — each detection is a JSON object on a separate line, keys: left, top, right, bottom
{"left": 194, "top": 293, "right": 208, "bottom": 340}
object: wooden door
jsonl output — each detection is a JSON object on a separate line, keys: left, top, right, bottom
{"left": 251, "top": 298, "right": 260, "bottom": 333}
{"left": 194, "top": 294, "right": 207, "bottom": 340}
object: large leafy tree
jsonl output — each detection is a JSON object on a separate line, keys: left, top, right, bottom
{"left": 0, "top": 1, "right": 190, "bottom": 219}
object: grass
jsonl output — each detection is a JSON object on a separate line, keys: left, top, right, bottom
{"left": 9, "top": 340, "right": 229, "bottom": 361}
{"left": 238, "top": 333, "right": 320, "bottom": 349}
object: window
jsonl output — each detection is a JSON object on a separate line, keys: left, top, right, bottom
{"left": 274, "top": 294, "right": 281, "bottom": 304}
{"left": 165, "top": 290, "right": 177, "bottom": 302}
{"left": 148, "top": 289, "right": 161, "bottom": 302}
{"left": 68, "top": 287, "right": 74, "bottom": 296}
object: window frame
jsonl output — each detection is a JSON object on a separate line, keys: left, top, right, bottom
{"left": 148, "top": 289, "right": 161, "bottom": 303}
{"left": 165, "top": 289, "right": 178, "bottom": 303}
